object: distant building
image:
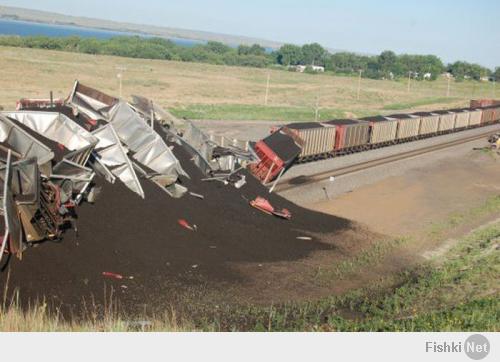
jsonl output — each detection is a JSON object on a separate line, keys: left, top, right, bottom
{"left": 311, "top": 65, "right": 325, "bottom": 72}
{"left": 293, "top": 65, "right": 307, "bottom": 72}
{"left": 289, "top": 65, "right": 325, "bottom": 73}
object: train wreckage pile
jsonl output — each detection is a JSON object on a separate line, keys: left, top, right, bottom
{"left": 0, "top": 82, "right": 351, "bottom": 313}
{"left": 0, "top": 81, "right": 259, "bottom": 261}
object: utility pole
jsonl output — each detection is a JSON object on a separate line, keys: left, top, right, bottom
{"left": 116, "top": 66, "right": 127, "bottom": 98}
{"left": 150, "top": 100, "right": 155, "bottom": 129}
{"left": 446, "top": 75, "right": 451, "bottom": 97}
{"left": 264, "top": 72, "right": 271, "bottom": 106}
{"left": 357, "top": 69, "right": 362, "bottom": 101}
{"left": 492, "top": 79, "right": 496, "bottom": 98}
{"left": 407, "top": 71, "right": 412, "bottom": 93}
{"left": 314, "top": 88, "right": 321, "bottom": 122}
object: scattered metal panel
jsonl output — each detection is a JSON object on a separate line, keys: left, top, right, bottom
{"left": 64, "top": 142, "right": 95, "bottom": 166}
{"left": 87, "top": 153, "right": 116, "bottom": 184}
{"left": 168, "top": 129, "right": 213, "bottom": 176}
{"left": 0, "top": 114, "right": 54, "bottom": 172}
{"left": 67, "top": 80, "right": 118, "bottom": 120}
{"left": 1, "top": 151, "right": 23, "bottom": 258}
{"left": 182, "top": 121, "right": 215, "bottom": 165}
{"left": 107, "top": 102, "right": 188, "bottom": 182}
{"left": 0, "top": 156, "right": 45, "bottom": 244}
{"left": 92, "top": 124, "right": 144, "bottom": 198}
{"left": 4, "top": 111, "right": 98, "bottom": 152}
{"left": 52, "top": 159, "right": 95, "bottom": 194}
{"left": 0, "top": 156, "right": 39, "bottom": 207}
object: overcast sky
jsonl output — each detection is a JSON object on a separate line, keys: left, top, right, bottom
{"left": 0, "top": 0, "right": 498, "bottom": 68}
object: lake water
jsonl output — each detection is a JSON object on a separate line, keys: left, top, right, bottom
{"left": 0, "top": 18, "right": 204, "bottom": 47}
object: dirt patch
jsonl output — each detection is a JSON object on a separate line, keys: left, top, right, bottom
{"left": 309, "top": 151, "right": 500, "bottom": 238}
{"left": 306, "top": 150, "right": 500, "bottom": 284}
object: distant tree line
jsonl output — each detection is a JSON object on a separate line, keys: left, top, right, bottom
{"left": 0, "top": 35, "right": 272, "bottom": 68}
{"left": 0, "top": 35, "right": 497, "bottom": 81}
{"left": 275, "top": 44, "right": 495, "bottom": 81}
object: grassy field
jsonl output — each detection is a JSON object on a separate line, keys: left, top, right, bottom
{"left": 0, "top": 46, "right": 497, "bottom": 122}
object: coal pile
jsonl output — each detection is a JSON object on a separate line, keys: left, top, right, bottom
{"left": 1, "top": 85, "right": 354, "bottom": 317}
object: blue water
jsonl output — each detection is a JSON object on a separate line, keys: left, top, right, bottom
{"left": 0, "top": 18, "right": 204, "bottom": 47}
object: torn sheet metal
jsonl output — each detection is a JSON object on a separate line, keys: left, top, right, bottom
{"left": 88, "top": 154, "right": 116, "bottom": 184}
{"left": 130, "top": 95, "right": 184, "bottom": 127}
{"left": 92, "top": 124, "right": 144, "bottom": 198}
{"left": 169, "top": 130, "right": 213, "bottom": 176}
{"left": 67, "top": 81, "right": 118, "bottom": 121}
{"left": 0, "top": 156, "right": 39, "bottom": 207}
{"left": 64, "top": 142, "right": 95, "bottom": 166}
{"left": 0, "top": 114, "right": 54, "bottom": 173}
{"left": 1, "top": 151, "right": 23, "bottom": 257}
{"left": 4, "top": 111, "right": 98, "bottom": 152}
{"left": 107, "top": 101, "right": 188, "bottom": 182}
{"left": 0, "top": 156, "right": 46, "bottom": 244}
{"left": 182, "top": 121, "right": 214, "bottom": 160}
{"left": 52, "top": 159, "right": 95, "bottom": 194}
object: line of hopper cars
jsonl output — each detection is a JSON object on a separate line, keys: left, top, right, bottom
{"left": 250, "top": 100, "right": 500, "bottom": 183}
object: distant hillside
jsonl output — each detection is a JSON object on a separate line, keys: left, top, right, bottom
{"left": 0, "top": 5, "right": 284, "bottom": 48}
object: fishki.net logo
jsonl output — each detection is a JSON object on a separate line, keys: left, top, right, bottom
{"left": 425, "top": 334, "right": 490, "bottom": 360}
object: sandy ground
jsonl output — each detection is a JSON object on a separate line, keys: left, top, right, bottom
{"left": 308, "top": 150, "right": 500, "bottom": 238}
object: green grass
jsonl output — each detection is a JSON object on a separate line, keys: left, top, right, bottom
{"left": 382, "top": 97, "right": 460, "bottom": 110}
{"left": 169, "top": 103, "right": 371, "bottom": 122}
{"left": 428, "top": 195, "right": 500, "bottom": 239}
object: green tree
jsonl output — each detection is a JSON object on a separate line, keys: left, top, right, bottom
{"left": 206, "top": 41, "right": 231, "bottom": 54}
{"left": 301, "top": 43, "right": 327, "bottom": 66}
{"left": 276, "top": 44, "right": 303, "bottom": 66}
{"left": 378, "top": 50, "right": 397, "bottom": 77}
{"left": 238, "top": 44, "right": 266, "bottom": 56}
{"left": 494, "top": 67, "right": 500, "bottom": 81}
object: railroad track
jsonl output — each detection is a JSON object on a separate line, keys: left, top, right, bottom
{"left": 274, "top": 127, "right": 500, "bottom": 193}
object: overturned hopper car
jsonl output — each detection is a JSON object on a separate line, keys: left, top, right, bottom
{"left": 249, "top": 127, "right": 303, "bottom": 183}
